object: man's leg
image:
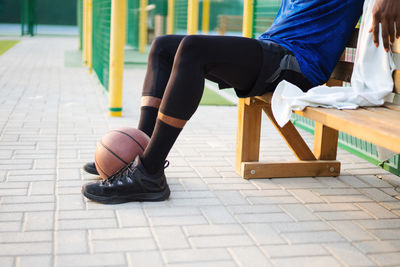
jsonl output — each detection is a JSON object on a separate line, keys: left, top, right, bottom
{"left": 82, "top": 35, "right": 185, "bottom": 175}
{"left": 138, "top": 35, "right": 185, "bottom": 137}
{"left": 141, "top": 35, "right": 264, "bottom": 174}
{"left": 82, "top": 35, "right": 265, "bottom": 203}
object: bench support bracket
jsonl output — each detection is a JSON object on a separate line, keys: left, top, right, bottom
{"left": 235, "top": 96, "right": 341, "bottom": 179}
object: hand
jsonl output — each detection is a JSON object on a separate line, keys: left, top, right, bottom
{"left": 369, "top": 0, "right": 400, "bottom": 52}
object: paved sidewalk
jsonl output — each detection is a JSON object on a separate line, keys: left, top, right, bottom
{"left": 1, "top": 37, "right": 400, "bottom": 267}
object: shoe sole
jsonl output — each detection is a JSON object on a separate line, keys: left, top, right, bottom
{"left": 82, "top": 185, "right": 171, "bottom": 204}
{"left": 83, "top": 165, "right": 99, "bottom": 176}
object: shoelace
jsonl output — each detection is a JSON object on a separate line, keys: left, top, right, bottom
{"left": 102, "top": 160, "right": 170, "bottom": 186}
{"left": 102, "top": 163, "right": 133, "bottom": 185}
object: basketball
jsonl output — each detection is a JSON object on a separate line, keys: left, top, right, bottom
{"left": 95, "top": 127, "right": 150, "bottom": 179}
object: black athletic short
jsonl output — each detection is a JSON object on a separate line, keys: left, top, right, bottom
{"left": 209, "top": 40, "right": 314, "bottom": 98}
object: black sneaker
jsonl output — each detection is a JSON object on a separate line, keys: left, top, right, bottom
{"left": 81, "top": 156, "right": 170, "bottom": 204}
{"left": 83, "top": 162, "right": 99, "bottom": 175}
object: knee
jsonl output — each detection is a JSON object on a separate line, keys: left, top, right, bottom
{"left": 149, "top": 35, "right": 175, "bottom": 59}
{"left": 175, "top": 35, "right": 204, "bottom": 63}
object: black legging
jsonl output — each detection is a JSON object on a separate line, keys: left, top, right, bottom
{"left": 142, "top": 35, "right": 264, "bottom": 120}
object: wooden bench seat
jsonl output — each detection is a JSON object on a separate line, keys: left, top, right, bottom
{"left": 235, "top": 29, "right": 400, "bottom": 179}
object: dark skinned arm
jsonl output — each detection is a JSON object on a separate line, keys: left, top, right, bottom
{"left": 369, "top": 0, "right": 400, "bottom": 52}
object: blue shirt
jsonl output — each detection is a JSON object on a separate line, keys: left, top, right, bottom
{"left": 258, "top": 0, "right": 364, "bottom": 86}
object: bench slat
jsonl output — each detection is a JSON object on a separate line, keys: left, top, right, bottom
{"left": 384, "top": 102, "right": 400, "bottom": 111}
{"left": 294, "top": 107, "right": 400, "bottom": 153}
{"left": 346, "top": 28, "right": 359, "bottom": 48}
{"left": 330, "top": 61, "right": 354, "bottom": 83}
{"left": 342, "top": 107, "right": 400, "bottom": 129}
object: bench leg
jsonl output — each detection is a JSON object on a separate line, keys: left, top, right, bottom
{"left": 314, "top": 122, "right": 339, "bottom": 160}
{"left": 241, "top": 161, "right": 340, "bottom": 179}
{"left": 262, "top": 105, "right": 316, "bottom": 160}
{"left": 235, "top": 98, "right": 262, "bottom": 175}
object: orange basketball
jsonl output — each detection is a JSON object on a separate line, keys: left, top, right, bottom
{"left": 95, "top": 127, "right": 150, "bottom": 179}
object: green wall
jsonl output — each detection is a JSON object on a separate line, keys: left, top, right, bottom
{"left": 0, "top": 0, "right": 77, "bottom": 25}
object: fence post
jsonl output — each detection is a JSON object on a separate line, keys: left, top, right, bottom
{"left": 187, "top": 0, "right": 198, "bottom": 35}
{"left": 167, "top": 0, "right": 175, "bottom": 34}
{"left": 108, "top": 0, "right": 127, "bottom": 117}
{"left": 202, "top": 0, "right": 210, "bottom": 34}
{"left": 21, "top": 0, "right": 25, "bottom": 36}
{"left": 242, "top": 0, "right": 254, "bottom": 38}
{"left": 139, "top": 0, "right": 148, "bottom": 53}
{"left": 83, "top": 0, "right": 88, "bottom": 64}
{"left": 87, "top": 0, "right": 93, "bottom": 70}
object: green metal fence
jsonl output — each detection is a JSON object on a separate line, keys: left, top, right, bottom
{"left": 78, "top": 0, "right": 83, "bottom": 49}
{"left": 203, "top": 0, "right": 243, "bottom": 34}
{"left": 127, "top": 0, "right": 140, "bottom": 49}
{"left": 174, "top": 0, "right": 188, "bottom": 34}
{"left": 252, "top": 0, "right": 281, "bottom": 38}
{"left": 21, "top": 0, "right": 36, "bottom": 36}
{"left": 292, "top": 115, "right": 400, "bottom": 176}
{"left": 92, "top": 0, "right": 111, "bottom": 90}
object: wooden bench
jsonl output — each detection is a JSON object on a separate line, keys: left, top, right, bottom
{"left": 235, "top": 29, "right": 400, "bottom": 179}
{"left": 217, "top": 15, "right": 243, "bottom": 35}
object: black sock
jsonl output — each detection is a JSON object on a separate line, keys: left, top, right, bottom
{"left": 137, "top": 106, "right": 158, "bottom": 137}
{"left": 141, "top": 119, "right": 182, "bottom": 174}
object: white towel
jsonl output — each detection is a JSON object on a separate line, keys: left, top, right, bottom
{"left": 271, "top": 0, "right": 397, "bottom": 129}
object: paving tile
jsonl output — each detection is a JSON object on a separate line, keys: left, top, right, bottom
{"left": 273, "top": 221, "right": 332, "bottom": 233}
{"left": 367, "top": 229, "right": 400, "bottom": 240}
{"left": 127, "top": 251, "right": 164, "bottom": 267}
{"left": 168, "top": 261, "right": 237, "bottom": 267}
{"left": 0, "top": 231, "right": 52, "bottom": 243}
{"left": 229, "top": 246, "right": 273, "bottom": 267}
{"left": 324, "top": 243, "right": 375, "bottom": 266}
{"left": 356, "top": 202, "right": 399, "bottom": 219}
{"left": 262, "top": 244, "right": 328, "bottom": 258}
{"left": 183, "top": 224, "right": 244, "bottom": 237}
{"left": 2, "top": 195, "right": 55, "bottom": 204}
{"left": 0, "top": 242, "right": 52, "bottom": 256}
{"left": 57, "top": 253, "right": 126, "bottom": 266}
{"left": 56, "top": 230, "right": 88, "bottom": 254}
{"left": 369, "top": 253, "right": 400, "bottom": 266}
{"left": 200, "top": 206, "right": 236, "bottom": 224}
{"left": 271, "top": 256, "right": 342, "bottom": 267}
{"left": 116, "top": 208, "right": 148, "bottom": 227}
{"left": 280, "top": 204, "right": 320, "bottom": 221}
{"left": 316, "top": 211, "right": 374, "bottom": 220}
{"left": 338, "top": 176, "right": 370, "bottom": 188}
{"left": 243, "top": 223, "right": 286, "bottom": 245}
{"left": 23, "top": 211, "right": 54, "bottom": 231}
{"left": 282, "top": 231, "right": 345, "bottom": 244}
{"left": 236, "top": 212, "right": 293, "bottom": 223}
{"left": 359, "top": 188, "right": 398, "bottom": 202}
{"left": 90, "top": 227, "right": 151, "bottom": 240}
{"left": 57, "top": 218, "right": 117, "bottom": 230}
{"left": 247, "top": 196, "right": 300, "bottom": 205}
{"left": 164, "top": 248, "right": 231, "bottom": 264}
{"left": 355, "top": 240, "right": 400, "bottom": 254}
{"left": 18, "top": 255, "right": 52, "bottom": 267}
{"left": 30, "top": 181, "right": 55, "bottom": 195}
{"left": 144, "top": 206, "right": 201, "bottom": 217}
{"left": 328, "top": 221, "right": 375, "bottom": 241}
{"left": 214, "top": 190, "right": 250, "bottom": 205}
{"left": 288, "top": 189, "right": 325, "bottom": 203}
{"left": 57, "top": 195, "right": 85, "bottom": 211}
{"left": 189, "top": 235, "right": 254, "bottom": 248}
{"left": 356, "top": 175, "right": 393, "bottom": 188}
{"left": 228, "top": 204, "right": 281, "bottom": 214}
{"left": 152, "top": 226, "right": 190, "bottom": 249}
{"left": 355, "top": 219, "right": 400, "bottom": 229}
{"left": 321, "top": 195, "right": 373, "bottom": 203}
